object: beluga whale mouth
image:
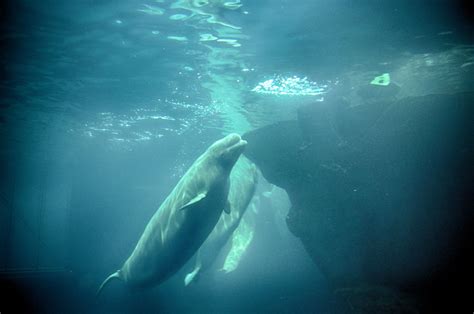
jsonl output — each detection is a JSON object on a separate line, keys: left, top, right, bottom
{"left": 226, "top": 139, "right": 247, "bottom": 156}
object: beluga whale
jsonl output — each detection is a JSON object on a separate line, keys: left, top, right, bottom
{"left": 97, "top": 133, "right": 247, "bottom": 296}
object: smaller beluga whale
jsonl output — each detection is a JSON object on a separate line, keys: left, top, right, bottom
{"left": 184, "top": 156, "right": 258, "bottom": 286}
{"left": 97, "top": 133, "right": 247, "bottom": 296}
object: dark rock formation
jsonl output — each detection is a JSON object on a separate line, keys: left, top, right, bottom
{"left": 243, "top": 93, "right": 473, "bottom": 311}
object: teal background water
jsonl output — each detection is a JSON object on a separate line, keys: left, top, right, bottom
{"left": 0, "top": 1, "right": 472, "bottom": 313}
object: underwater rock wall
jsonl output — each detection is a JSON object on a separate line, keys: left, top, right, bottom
{"left": 243, "top": 92, "right": 473, "bottom": 310}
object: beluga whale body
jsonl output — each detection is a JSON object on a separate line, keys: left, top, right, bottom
{"left": 184, "top": 156, "right": 258, "bottom": 285}
{"left": 97, "top": 133, "right": 247, "bottom": 295}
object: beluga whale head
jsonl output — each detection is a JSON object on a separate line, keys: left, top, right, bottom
{"left": 206, "top": 133, "right": 247, "bottom": 171}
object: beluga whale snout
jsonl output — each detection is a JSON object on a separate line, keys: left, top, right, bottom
{"left": 96, "top": 133, "right": 247, "bottom": 296}
{"left": 214, "top": 133, "right": 247, "bottom": 166}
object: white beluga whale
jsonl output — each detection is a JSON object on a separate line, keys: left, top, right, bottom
{"left": 97, "top": 133, "right": 247, "bottom": 295}
{"left": 220, "top": 195, "right": 259, "bottom": 273}
{"left": 184, "top": 156, "right": 258, "bottom": 285}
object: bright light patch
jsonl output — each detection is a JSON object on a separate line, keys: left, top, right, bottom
{"left": 370, "top": 73, "right": 390, "bottom": 86}
{"left": 169, "top": 14, "right": 188, "bottom": 20}
{"left": 216, "top": 38, "right": 241, "bottom": 47}
{"left": 167, "top": 35, "right": 188, "bottom": 41}
{"left": 252, "top": 76, "right": 328, "bottom": 97}
{"left": 199, "top": 33, "right": 218, "bottom": 41}
{"left": 138, "top": 4, "right": 165, "bottom": 15}
{"left": 223, "top": 1, "right": 242, "bottom": 9}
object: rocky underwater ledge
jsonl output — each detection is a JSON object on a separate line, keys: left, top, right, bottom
{"left": 243, "top": 91, "right": 473, "bottom": 313}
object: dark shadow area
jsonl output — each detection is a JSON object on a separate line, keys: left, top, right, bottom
{"left": 243, "top": 92, "right": 473, "bottom": 313}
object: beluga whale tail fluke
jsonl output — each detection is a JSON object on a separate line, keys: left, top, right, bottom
{"left": 97, "top": 133, "right": 247, "bottom": 295}
{"left": 184, "top": 257, "right": 202, "bottom": 286}
{"left": 96, "top": 270, "right": 122, "bottom": 298}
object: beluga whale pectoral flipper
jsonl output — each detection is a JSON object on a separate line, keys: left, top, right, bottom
{"left": 96, "top": 133, "right": 247, "bottom": 296}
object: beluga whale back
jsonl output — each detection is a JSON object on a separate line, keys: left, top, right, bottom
{"left": 97, "top": 133, "right": 247, "bottom": 295}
